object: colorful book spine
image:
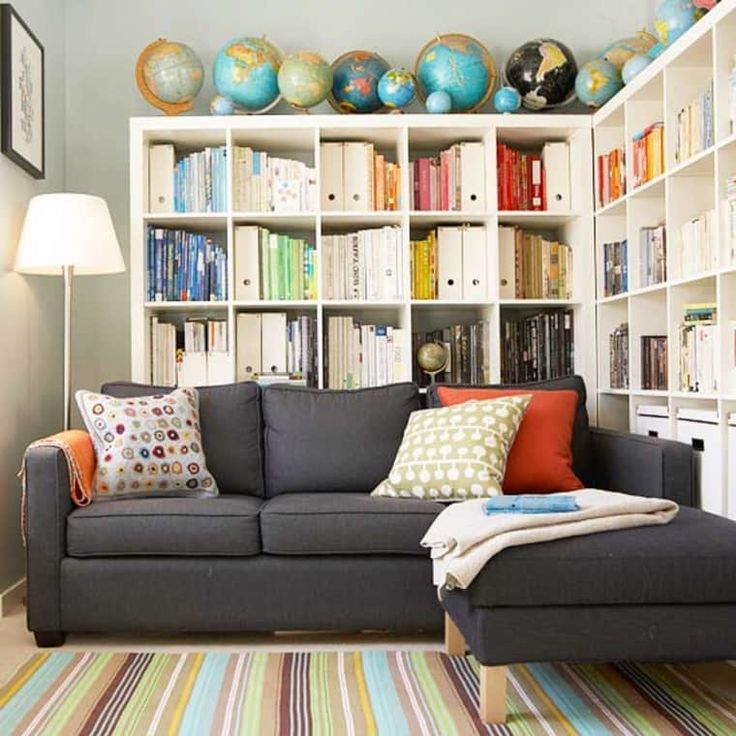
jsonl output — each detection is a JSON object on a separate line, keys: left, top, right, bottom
{"left": 173, "top": 146, "right": 228, "bottom": 213}
{"left": 602, "top": 240, "right": 628, "bottom": 297}
{"left": 497, "top": 143, "right": 545, "bottom": 211}
{"left": 632, "top": 123, "right": 664, "bottom": 189}
{"left": 597, "top": 146, "right": 626, "bottom": 208}
{"left": 641, "top": 335, "right": 668, "bottom": 390}
{"left": 675, "top": 82, "right": 714, "bottom": 163}
{"left": 609, "top": 323, "right": 629, "bottom": 389}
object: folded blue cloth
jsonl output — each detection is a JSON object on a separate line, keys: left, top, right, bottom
{"left": 483, "top": 495, "right": 580, "bottom": 515}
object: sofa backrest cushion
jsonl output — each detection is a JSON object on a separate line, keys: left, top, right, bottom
{"left": 101, "top": 381, "right": 264, "bottom": 496}
{"left": 262, "top": 383, "right": 420, "bottom": 496}
{"left": 426, "top": 375, "right": 594, "bottom": 486}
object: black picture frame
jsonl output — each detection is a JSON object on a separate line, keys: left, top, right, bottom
{"left": 1, "top": 3, "right": 44, "bottom": 179}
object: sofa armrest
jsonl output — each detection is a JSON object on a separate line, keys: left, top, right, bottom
{"left": 590, "top": 427, "right": 696, "bottom": 506}
{"left": 24, "top": 446, "right": 73, "bottom": 634}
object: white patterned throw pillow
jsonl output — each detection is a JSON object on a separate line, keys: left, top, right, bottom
{"left": 372, "top": 395, "right": 531, "bottom": 501}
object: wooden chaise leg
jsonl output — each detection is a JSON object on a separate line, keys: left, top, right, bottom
{"left": 444, "top": 613, "right": 466, "bottom": 656}
{"left": 480, "top": 665, "right": 507, "bottom": 724}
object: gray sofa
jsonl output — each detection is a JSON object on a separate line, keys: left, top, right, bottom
{"left": 24, "top": 376, "right": 728, "bottom": 651}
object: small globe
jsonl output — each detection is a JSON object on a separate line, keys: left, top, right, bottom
{"left": 277, "top": 51, "right": 332, "bottom": 110}
{"left": 377, "top": 68, "right": 417, "bottom": 110}
{"left": 213, "top": 37, "right": 283, "bottom": 114}
{"left": 136, "top": 39, "right": 204, "bottom": 114}
{"left": 329, "top": 51, "right": 390, "bottom": 113}
{"left": 504, "top": 39, "right": 577, "bottom": 111}
{"left": 575, "top": 59, "right": 623, "bottom": 108}
{"left": 417, "top": 342, "right": 449, "bottom": 375}
{"left": 426, "top": 90, "right": 452, "bottom": 114}
{"left": 622, "top": 54, "right": 652, "bottom": 84}
{"left": 600, "top": 31, "right": 658, "bottom": 70}
{"left": 494, "top": 86, "right": 522, "bottom": 113}
{"left": 415, "top": 34, "right": 496, "bottom": 113}
{"left": 655, "top": 0, "right": 699, "bottom": 46}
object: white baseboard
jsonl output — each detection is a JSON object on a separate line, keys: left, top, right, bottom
{"left": 0, "top": 578, "right": 26, "bottom": 617}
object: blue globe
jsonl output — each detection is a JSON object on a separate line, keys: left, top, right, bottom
{"left": 213, "top": 37, "right": 283, "bottom": 113}
{"left": 209, "top": 94, "right": 235, "bottom": 115}
{"left": 494, "top": 86, "right": 522, "bottom": 113}
{"left": 575, "top": 59, "right": 623, "bottom": 108}
{"left": 377, "top": 68, "right": 416, "bottom": 110}
{"left": 622, "top": 54, "right": 652, "bottom": 84}
{"left": 655, "top": 0, "right": 698, "bottom": 47}
{"left": 426, "top": 90, "right": 452, "bottom": 114}
{"left": 329, "top": 51, "right": 390, "bottom": 113}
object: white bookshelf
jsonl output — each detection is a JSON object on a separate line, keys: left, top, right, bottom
{"left": 130, "top": 113, "right": 595, "bottom": 415}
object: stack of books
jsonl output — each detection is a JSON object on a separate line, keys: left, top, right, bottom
{"left": 146, "top": 226, "right": 227, "bottom": 302}
{"left": 679, "top": 303, "right": 718, "bottom": 393}
{"left": 602, "top": 240, "right": 628, "bottom": 297}
{"left": 680, "top": 209, "right": 716, "bottom": 277}
{"left": 726, "top": 175, "right": 736, "bottom": 267}
{"left": 640, "top": 225, "right": 667, "bottom": 287}
{"left": 325, "top": 316, "right": 406, "bottom": 389}
{"left": 498, "top": 226, "right": 573, "bottom": 300}
{"left": 500, "top": 309, "right": 574, "bottom": 383}
{"left": 150, "top": 319, "right": 178, "bottom": 386}
{"left": 609, "top": 323, "right": 629, "bottom": 389}
{"left": 596, "top": 146, "right": 625, "bottom": 208}
{"left": 410, "top": 231, "right": 438, "bottom": 299}
{"left": 232, "top": 146, "right": 317, "bottom": 212}
{"left": 412, "top": 321, "right": 490, "bottom": 387}
{"left": 409, "top": 142, "right": 484, "bottom": 211}
{"left": 631, "top": 123, "right": 664, "bottom": 189}
{"left": 234, "top": 226, "right": 316, "bottom": 302}
{"left": 675, "top": 83, "right": 714, "bottom": 163}
{"left": 322, "top": 226, "right": 403, "bottom": 301}
{"left": 641, "top": 335, "right": 668, "bottom": 390}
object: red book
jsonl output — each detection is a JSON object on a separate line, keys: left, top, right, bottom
{"left": 512, "top": 149, "right": 520, "bottom": 210}
{"left": 418, "top": 158, "right": 431, "bottom": 211}
{"left": 440, "top": 150, "right": 450, "bottom": 210}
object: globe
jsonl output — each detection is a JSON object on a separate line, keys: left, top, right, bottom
{"left": 377, "top": 68, "right": 417, "bottom": 110}
{"left": 213, "top": 37, "right": 283, "bottom": 114}
{"left": 655, "top": 0, "right": 698, "bottom": 46}
{"left": 209, "top": 94, "right": 235, "bottom": 115}
{"left": 136, "top": 39, "right": 204, "bottom": 115}
{"left": 417, "top": 342, "right": 448, "bottom": 382}
{"left": 278, "top": 51, "right": 332, "bottom": 110}
{"left": 329, "top": 51, "right": 390, "bottom": 113}
{"left": 415, "top": 34, "right": 496, "bottom": 113}
{"left": 426, "top": 90, "right": 452, "bottom": 114}
{"left": 504, "top": 39, "right": 577, "bottom": 111}
{"left": 575, "top": 59, "right": 623, "bottom": 108}
{"left": 622, "top": 54, "right": 653, "bottom": 84}
{"left": 494, "top": 86, "right": 522, "bottom": 113}
{"left": 600, "top": 31, "right": 658, "bottom": 70}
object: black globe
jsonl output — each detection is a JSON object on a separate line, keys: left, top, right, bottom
{"left": 505, "top": 39, "right": 578, "bottom": 110}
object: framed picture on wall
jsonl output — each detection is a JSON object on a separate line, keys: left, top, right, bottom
{"left": 1, "top": 4, "right": 44, "bottom": 179}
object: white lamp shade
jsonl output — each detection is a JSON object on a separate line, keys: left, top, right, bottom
{"left": 14, "top": 193, "right": 126, "bottom": 275}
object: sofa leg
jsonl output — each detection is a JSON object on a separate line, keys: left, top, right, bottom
{"left": 34, "top": 631, "right": 65, "bottom": 648}
{"left": 444, "top": 613, "right": 466, "bottom": 656}
{"left": 479, "top": 665, "right": 507, "bottom": 724}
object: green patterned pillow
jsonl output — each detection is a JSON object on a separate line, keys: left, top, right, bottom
{"left": 372, "top": 395, "right": 531, "bottom": 500}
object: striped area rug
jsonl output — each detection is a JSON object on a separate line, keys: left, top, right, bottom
{"left": 1, "top": 652, "right": 734, "bottom": 735}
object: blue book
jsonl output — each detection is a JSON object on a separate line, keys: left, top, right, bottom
{"left": 483, "top": 495, "right": 580, "bottom": 515}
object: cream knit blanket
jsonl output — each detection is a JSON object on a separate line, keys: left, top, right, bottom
{"left": 421, "top": 489, "right": 679, "bottom": 591}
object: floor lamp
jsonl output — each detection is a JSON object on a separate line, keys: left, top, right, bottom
{"left": 14, "top": 194, "right": 125, "bottom": 430}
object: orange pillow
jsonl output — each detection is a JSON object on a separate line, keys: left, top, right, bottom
{"left": 436, "top": 386, "right": 584, "bottom": 494}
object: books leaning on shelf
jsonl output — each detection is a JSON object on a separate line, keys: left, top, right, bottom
{"left": 326, "top": 316, "right": 406, "bottom": 389}
{"left": 631, "top": 123, "right": 664, "bottom": 189}
{"left": 726, "top": 175, "right": 736, "bottom": 267}
{"left": 680, "top": 209, "right": 716, "bottom": 277}
{"left": 409, "top": 141, "right": 484, "bottom": 212}
{"left": 413, "top": 321, "right": 489, "bottom": 387}
{"left": 596, "top": 146, "right": 625, "bottom": 209}
{"left": 602, "top": 239, "right": 628, "bottom": 297}
{"left": 500, "top": 309, "right": 574, "bottom": 383}
{"left": 320, "top": 142, "right": 400, "bottom": 211}
{"left": 679, "top": 303, "right": 718, "bottom": 393}
{"left": 640, "top": 225, "right": 667, "bottom": 287}
{"left": 675, "top": 82, "right": 714, "bottom": 163}
{"left": 234, "top": 226, "right": 316, "bottom": 302}
{"left": 236, "top": 312, "right": 317, "bottom": 387}
{"left": 146, "top": 226, "right": 227, "bottom": 302}
{"left": 411, "top": 226, "right": 487, "bottom": 301}
{"left": 641, "top": 335, "right": 668, "bottom": 391}
{"left": 322, "top": 226, "right": 403, "bottom": 301}
{"left": 232, "top": 146, "right": 317, "bottom": 213}
{"left": 609, "top": 322, "right": 629, "bottom": 390}
{"left": 498, "top": 226, "right": 573, "bottom": 300}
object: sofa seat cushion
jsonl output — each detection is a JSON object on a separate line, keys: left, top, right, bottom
{"left": 67, "top": 495, "right": 263, "bottom": 557}
{"left": 465, "top": 507, "right": 736, "bottom": 607}
{"left": 260, "top": 493, "right": 442, "bottom": 555}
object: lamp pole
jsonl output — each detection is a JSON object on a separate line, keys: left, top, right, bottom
{"left": 63, "top": 265, "right": 73, "bottom": 431}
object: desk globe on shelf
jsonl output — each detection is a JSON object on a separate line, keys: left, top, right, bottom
{"left": 377, "top": 68, "right": 417, "bottom": 111}
{"left": 329, "top": 51, "right": 390, "bottom": 113}
{"left": 600, "top": 31, "right": 658, "bottom": 70}
{"left": 575, "top": 58, "right": 623, "bottom": 108}
{"left": 415, "top": 33, "right": 496, "bottom": 113}
{"left": 213, "top": 37, "right": 283, "bottom": 114}
{"left": 278, "top": 51, "right": 333, "bottom": 111}
{"left": 417, "top": 342, "right": 449, "bottom": 384}
{"left": 494, "top": 86, "right": 522, "bottom": 113}
{"left": 654, "top": 0, "right": 699, "bottom": 46}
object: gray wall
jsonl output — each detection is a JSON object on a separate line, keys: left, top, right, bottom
{"left": 0, "top": 0, "right": 66, "bottom": 591}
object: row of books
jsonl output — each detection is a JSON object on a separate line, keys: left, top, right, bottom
{"left": 602, "top": 240, "right": 628, "bottom": 297}
{"left": 675, "top": 83, "right": 714, "bottom": 164}
{"left": 183, "top": 319, "right": 228, "bottom": 353}
{"left": 320, "top": 142, "right": 400, "bottom": 211}
{"left": 325, "top": 316, "right": 406, "bottom": 389}
{"left": 234, "top": 226, "right": 317, "bottom": 302}
{"left": 322, "top": 227, "right": 403, "bottom": 301}
{"left": 631, "top": 123, "right": 664, "bottom": 189}
{"left": 411, "top": 226, "right": 487, "bottom": 301}
{"left": 232, "top": 146, "right": 317, "bottom": 213}
{"left": 679, "top": 303, "right": 718, "bottom": 393}
{"left": 596, "top": 146, "right": 625, "bottom": 208}
{"left": 146, "top": 227, "right": 227, "bottom": 302}
{"left": 412, "top": 321, "right": 490, "bottom": 387}
{"left": 500, "top": 309, "right": 574, "bottom": 384}
{"left": 640, "top": 225, "right": 667, "bottom": 288}
{"left": 680, "top": 209, "right": 716, "bottom": 277}
{"left": 498, "top": 226, "right": 574, "bottom": 300}
{"left": 236, "top": 312, "right": 317, "bottom": 387}
{"left": 409, "top": 142, "right": 485, "bottom": 212}
{"left": 727, "top": 174, "right": 736, "bottom": 267}
{"left": 609, "top": 322, "right": 629, "bottom": 389}
{"left": 641, "top": 335, "right": 668, "bottom": 391}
